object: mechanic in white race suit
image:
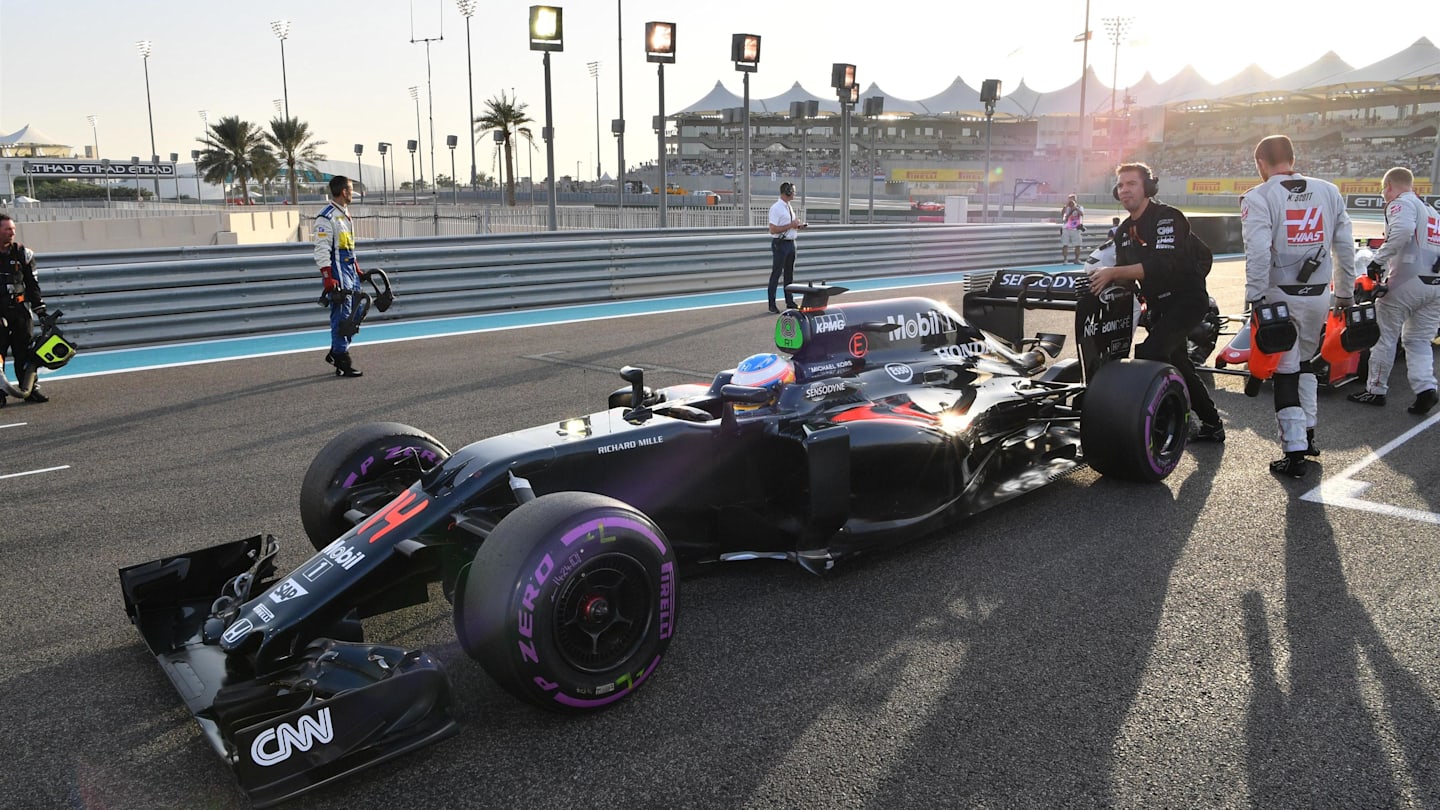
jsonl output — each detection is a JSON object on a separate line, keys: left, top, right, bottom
{"left": 314, "top": 175, "right": 363, "bottom": 377}
{"left": 1242, "top": 134, "right": 1356, "bottom": 478}
{"left": 1346, "top": 166, "right": 1440, "bottom": 415}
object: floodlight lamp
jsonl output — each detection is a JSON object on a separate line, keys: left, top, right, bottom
{"left": 354, "top": 144, "right": 364, "bottom": 155}
{"left": 190, "top": 150, "right": 199, "bottom": 160}
{"left": 409, "top": 86, "right": 419, "bottom": 100}
{"left": 732, "top": 33, "right": 760, "bottom": 72}
{"left": 407, "top": 140, "right": 418, "bottom": 153}
{"left": 646, "top": 21, "right": 676, "bottom": 64}
{"left": 169, "top": 152, "right": 178, "bottom": 162}
{"left": 270, "top": 19, "right": 291, "bottom": 40}
{"left": 136, "top": 40, "right": 153, "bottom": 58}
{"left": 446, "top": 135, "right": 458, "bottom": 148}
{"left": 529, "top": 6, "right": 564, "bottom": 52}
{"left": 456, "top": 0, "right": 478, "bottom": 17}
{"left": 831, "top": 63, "right": 856, "bottom": 90}
{"left": 378, "top": 142, "right": 389, "bottom": 155}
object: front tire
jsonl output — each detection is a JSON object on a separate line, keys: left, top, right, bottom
{"left": 456, "top": 492, "right": 677, "bottom": 713}
{"left": 1081, "top": 359, "right": 1189, "bottom": 482}
{"left": 299, "top": 422, "right": 450, "bottom": 551}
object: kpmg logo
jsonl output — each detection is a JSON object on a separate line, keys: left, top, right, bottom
{"left": 811, "top": 312, "right": 847, "bottom": 334}
{"left": 250, "top": 708, "right": 335, "bottom": 767}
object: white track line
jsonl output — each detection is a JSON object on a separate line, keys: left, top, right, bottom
{"left": 0, "top": 465, "right": 70, "bottom": 480}
{"left": 1301, "top": 412, "right": 1440, "bottom": 525}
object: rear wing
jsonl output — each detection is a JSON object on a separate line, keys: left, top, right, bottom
{"left": 962, "top": 269, "right": 1138, "bottom": 382}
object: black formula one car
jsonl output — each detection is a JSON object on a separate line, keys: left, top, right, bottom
{"left": 119, "top": 272, "right": 1190, "bottom": 806}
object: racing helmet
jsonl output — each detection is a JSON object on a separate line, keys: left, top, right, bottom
{"left": 731, "top": 352, "right": 794, "bottom": 411}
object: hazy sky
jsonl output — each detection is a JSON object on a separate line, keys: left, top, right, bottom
{"left": 2, "top": 0, "right": 1436, "bottom": 186}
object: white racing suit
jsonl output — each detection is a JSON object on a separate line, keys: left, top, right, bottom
{"left": 1365, "top": 191, "right": 1440, "bottom": 397}
{"left": 1242, "top": 172, "right": 1356, "bottom": 454}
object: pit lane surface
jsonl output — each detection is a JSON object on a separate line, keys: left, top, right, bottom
{"left": 2, "top": 257, "right": 1437, "bottom": 809}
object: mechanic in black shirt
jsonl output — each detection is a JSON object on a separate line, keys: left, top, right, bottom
{"left": 0, "top": 214, "right": 49, "bottom": 404}
{"left": 1086, "top": 163, "right": 1222, "bottom": 442}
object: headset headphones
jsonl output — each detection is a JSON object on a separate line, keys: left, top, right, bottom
{"left": 780, "top": 182, "right": 795, "bottom": 196}
{"left": 1112, "top": 165, "right": 1160, "bottom": 201}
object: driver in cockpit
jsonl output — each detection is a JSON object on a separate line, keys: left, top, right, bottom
{"left": 731, "top": 352, "right": 795, "bottom": 411}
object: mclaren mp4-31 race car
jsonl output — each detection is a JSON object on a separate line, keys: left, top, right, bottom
{"left": 119, "top": 272, "right": 1190, "bottom": 805}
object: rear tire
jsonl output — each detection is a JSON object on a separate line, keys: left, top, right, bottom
{"left": 1081, "top": 359, "right": 1189, "bottom": 482}
{"left": 456, "top": 491, "right": 677, "bottom": 713}
{"left": 299, "top": 422, "right": 450, "bottom": 551}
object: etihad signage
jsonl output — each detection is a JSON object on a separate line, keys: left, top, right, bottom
{"left": 1347, "top": 194, "right": 1440, "bottom": 211}
{"left": 22, "top": 159, "right": 177, "bottom": 177}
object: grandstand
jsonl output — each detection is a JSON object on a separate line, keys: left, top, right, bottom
{"left": 667, "top": 38, "right": 1440, "bottom": 201}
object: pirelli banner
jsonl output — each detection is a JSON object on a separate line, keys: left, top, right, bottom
{"left": 890, "top": 168, "right": 990, "bottom": 184}
{"left": 23, "top": 159, "right": 177, "bottom": 178}
{"left": 1188, "top": 176, "right": 1433, "bottom": 199}
{"left": 1184, "top": 178, "right": 1262, "bottom": 195}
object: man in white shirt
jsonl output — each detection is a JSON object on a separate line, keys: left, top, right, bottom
{"left": 766, "top": 182, "right": 806, "bottom": 312}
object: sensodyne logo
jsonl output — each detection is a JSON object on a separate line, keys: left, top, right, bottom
{"left": 812, "top": 312, "right": 847, "bottom": 334}
{"left": 885, "top": 363, "right": 914, "bottom": 383}
{"left": 221, "top": 618, "right": 254, "bottom": 645}
{"left": 268, "top": 578, "right": 309, "bottom": 604}
{"left": 805, "top": 382, "right": 847, "bottom": 399}
{"left": 250, "top": 708, "right": 334, "bottom": 767}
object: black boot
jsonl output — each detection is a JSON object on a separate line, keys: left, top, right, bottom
{"left": 1269, "top": 450, "right": 1310, "bottom": 478}
{"left": 332, "top": 352, "right": 363, "bottom": 378}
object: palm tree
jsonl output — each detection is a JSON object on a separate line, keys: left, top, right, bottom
{"left": 474, "top": 92, "right": 533, "bottom": 206}
{"left": 265, "top": 117, "right": 327, "bottom": 205}
{"left": 195, "top": 116, "right": 274, "bottom": 204}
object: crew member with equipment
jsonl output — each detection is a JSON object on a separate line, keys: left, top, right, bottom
{"left": 1241, "top": 135, "right": 1355, "bottom": 477}
{"left": 1346, "top": 166, "right": 1440, "bottom": 415}
{"left": 0, "top": 214, "right": 49, "bottom": 404}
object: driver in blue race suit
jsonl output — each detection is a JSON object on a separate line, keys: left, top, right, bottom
{"left": 731, "top": 353, "right": 795, "bottom": 411}
{"left": 1242, "top": 134, "right": 1355, "bottom": 478}
{"left": 314, "top": 176, "right": 364, "bottom": 378}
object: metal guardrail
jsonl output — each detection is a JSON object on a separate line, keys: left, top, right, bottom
{"left": 42, "top": 223, "right": 1106, "bottom": 350}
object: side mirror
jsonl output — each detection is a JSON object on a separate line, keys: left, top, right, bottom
{"left": 620, "top": 366, "right": 650, "bottom": 423}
